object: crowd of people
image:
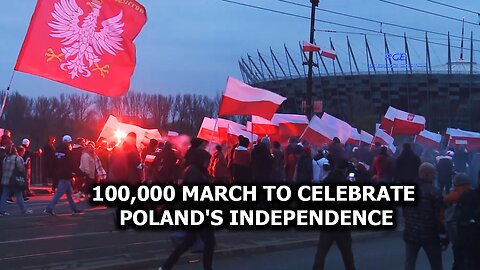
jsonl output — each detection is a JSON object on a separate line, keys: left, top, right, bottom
{"left": 0, "top": 129, "right": 479, "bottom": 270}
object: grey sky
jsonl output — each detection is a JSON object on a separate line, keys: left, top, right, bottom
{"left": 0, "top": 0, "right": 478, "bottom": 97}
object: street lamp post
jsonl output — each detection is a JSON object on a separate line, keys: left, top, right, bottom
{"left": 306, "top": 0, "right": 319, "bottom": 119}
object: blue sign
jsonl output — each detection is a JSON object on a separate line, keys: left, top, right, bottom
{"left": 368, "top": 52, "right": 426, "bottom": 69}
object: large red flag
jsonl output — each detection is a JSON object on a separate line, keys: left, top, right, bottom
{"left": 218, "top": 77, "right": 286, "bottom": 120}
{"left": 15, "top": 0, "right": 147, "bottom": 96}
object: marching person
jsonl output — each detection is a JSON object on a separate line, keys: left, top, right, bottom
{"left": 44, "top": 135, "right": 82, "bottom": 216}
{"left": 159, "top": 146, "right": 215, "bottom": 270}
{"left": 0, "top": 145, "right": 33, "bottom": 216}
{"left": 403, "top": 163, "right": 446, "bottom": 270}
{"left": 79, "top": 141, "right": 107, "bottom": 198}
{"left": 42, "top": 136, "right": 56, "bottom": 191}
{"left": 312, "top": 159, "right": 356, "bottom": 270}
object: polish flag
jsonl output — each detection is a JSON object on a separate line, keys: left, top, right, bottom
{"left": 271, "top": 114, "right": 309, "bottom": 136}
{"left": 218, "top": 77, "right": 287, "bottom": 120}
{"left": 300, "top": 115, "right": 338, "bottom": 146}
{"left": 197, "top": 117, "right": 219, "bottom": 143}
{"left": 319, "top": 112, "right": 353, "bottom": 143}
{"left": 379, "top": 106, "right": 426, "bottom": 136}
{"left": 348, "top": 129, "right": 374, "bottom": 145}
{"left": 320, "top": 48, "right": 337, "bottom": 59}
{"left": 414, "top": 130, "right": 442, "bottom": 149}
{"left": 228, "top": 125, "right": 258, "bottom": 143}
{"left": 217, "top": 118, "right": 246, "bottom": 143}
{"left": 373, "top": 128, "right": 396, "bottom": 154}
{"left": 248, "top": 116, "right": 279, "bottom": 135}
{"left": 98, "top": 115, "right": 162, "bottom": 149}
{"left": 302, "top": 41, "right": 320, "bottom": 52}
{"left": 446, "top": 128, "right": 480, "bottom": 150}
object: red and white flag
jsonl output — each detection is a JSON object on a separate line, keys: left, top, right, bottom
{"left": 414, "top": 130, "right": 442, "bottom": 149}
{"left": 229, "top": 125, "right": 258, "bottom": 143}
{"left": 197, "top": 117, "right": 219, "bottom": 143}
{"left": 248, "top": 116, "right": 279, "bottom": 135}
{"left": 15, "top": 0, "right": 147, "bottom": 96}
{"left": 379, "top": 106, "right": 426, "bottom": 136}
{"left": 319, "top": 112, "right": 353, "bottom": 143}
{"left": 446, "top": 128, "right": 480, "bottom": 150}
{"left": 218, "top": 77, "right": 286, "bottom": 120}
{"left": 348, "top": 129, "right": 374, "bottom": 145}
{"left": 271, "top": 113, "right": 309, "bottom": 137}
{"left": 302, "top": 41, "right": 320, "bottom": 52}
{"left": 217, "top": 118, "right": 246, "bottom": 142}
{"left": 300, "top": 115, "right": 337, "bottom": 146}
{"left": 98, "top": 115, "right": 161, "bottom": 149}
{"left": 373, "top": 128, "right": 396, "bottom": 154}
{"left": 320, "top": 48, "right": 337, "bottom": 59}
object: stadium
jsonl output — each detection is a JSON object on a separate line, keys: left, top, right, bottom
{"left": 238, "top": 34, "right": 480, "bottom": 133}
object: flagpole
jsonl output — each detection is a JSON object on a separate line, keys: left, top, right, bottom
{"left": 0, "top": 70, "right": 16, "bottom": 119}
{"left": 208, "top": 117, "right": 219, "bottom": 152}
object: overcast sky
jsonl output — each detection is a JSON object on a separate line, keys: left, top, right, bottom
{"left": 0, "top": 0, "right": 478, "bottom": 97}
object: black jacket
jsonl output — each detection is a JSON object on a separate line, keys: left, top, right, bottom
{"left": 403, "top": 179, "right": 444, "bottom": 243}
{"left": 54, "top": 144, "right": 75, "bottom": 180}
{"left": 395, "top": 150, "right": 421, "bottom": 183}
{"left": 251, "top": 143, "right": 273, "bottom": 182}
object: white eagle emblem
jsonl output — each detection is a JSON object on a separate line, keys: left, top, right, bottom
{"left": 46, "top": 0, "right": 124, "bottom": 79}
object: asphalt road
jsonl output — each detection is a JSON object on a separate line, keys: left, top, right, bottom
{"left": 156, "top": 233, "right": 454, "bottom": 270}
{"left": 0, "top": 194, "right": 453, "bottom": 270}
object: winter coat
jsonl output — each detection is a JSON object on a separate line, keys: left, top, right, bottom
{"left": 271, "top": 149, "right": 285, "bottom": 182}
{"left": 209, "top": 150, "right": 228, "bottom": 179}
{"left": 403, "top": 179, "right": 444, "bottom": 244}
{"left": 372, "top": 153, "right": 395, "bottom": 182}
{"left": 436, "top": 156, "right": 454, "bottom": 183}
{"left": 232, "top": 146, "right": 251, "bottom": 183}
{"left": 1, "top": 154, "right": 25, "bottom": 186}
{"left": 42, "top": 142, "right": 56, "bottom": 177}
{"left": 153, "top": 147, "right": 179, "bottom": 184}
{"left": 54, "top": 144, "right": 76, "bottom": 180}
{"left": 295, "top": 153, "right": 313, "bottom": 184}
{"left": 251, "top": 143, "right": 273, "bottom": 182}
{"left": 453, "top": 149, "right": 469, "bottom": 173}
{"left": 395, "top": 149, "right": 421, "bottom": 183}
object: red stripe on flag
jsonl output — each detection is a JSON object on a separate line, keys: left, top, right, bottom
{"left": 218, "top": 96, "right": 283, "bottom": 120}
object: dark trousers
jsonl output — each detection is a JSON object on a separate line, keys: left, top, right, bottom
{"left": 438, "top": 178, "right": 452, "bottom": 195}
{"left": 404, "top": 240, "right": 443, "bottom": 270}
{"left": 312, "top": 231, "right": 356, "bottom": 270}
{"left": 452, "top": 245, "right": 466, "bottom": 270}
{"left": 163, "top": 229, "right": 215, "bottom": 270}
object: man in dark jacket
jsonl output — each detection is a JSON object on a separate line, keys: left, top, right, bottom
{"left": 251, "top": 137, "right": 273, "bottom": 183}
{"left": 312, "top": 159, "right": 356, "bottom": 270}
{"left": 44, "top": 135, "right": 81, "bottom": 216}
{"left": 72, "top": 137, "right": 86, "bottom": 198}
{"left": 295, "top": 146, "right": 313, "bottom": 184}
{"left": 123, "top": 132, "right": 142, "bottom": 184}
{"left": 403, "top": 162, "right": 446, "bottom": 270}
{"left": 395, "top": 143, "right": 421, "bottom": 183}
{"left": 437, "top": 151, "right": 455, "bottom": 195}
{"left": 453, "top": 146, "right": 469, "bottom": 173}
{"left": 153, "top": 142, "right": 179, "bottom": 185}
{"left": 327, "top": 137, "right": 345, "bottom": 169}
{"left": 458, "top": 184, "right": 480, "bottom": 270}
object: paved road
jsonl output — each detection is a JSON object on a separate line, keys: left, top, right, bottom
{"left": 154, "top": 233, "right": 454, "bottom": 270}
{"left": 0, "top": 194, "right": 453, "bottom": 270}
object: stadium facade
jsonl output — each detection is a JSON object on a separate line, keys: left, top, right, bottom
{"left": 239, "top": 35, "right": 480, "bottom": 133}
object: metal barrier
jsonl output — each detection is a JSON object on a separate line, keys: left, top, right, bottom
{"left": 31, "top": 155, "right": 43, "bottom": 185}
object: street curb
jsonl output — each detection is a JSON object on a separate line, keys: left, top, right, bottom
{"left": 79, "top": 229, "right": 402, "bottom": 270}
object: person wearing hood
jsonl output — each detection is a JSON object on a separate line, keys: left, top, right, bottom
{"left": 159, "top": 147, "right": 215, "bottom": 270}
{"left": 251, "top": 137, "right": 273, "bottom": 183}
{"left": 444, "top": 173, "right": 473, "bottom": 270}
{"left": 437, "top": 151, "right": 455, "bottom": 195}
{"left": 232, "top": 136, "right": 251, "bottom": 184}
{"left": 395, "top": 143, "right": 422, "bottom": 183}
